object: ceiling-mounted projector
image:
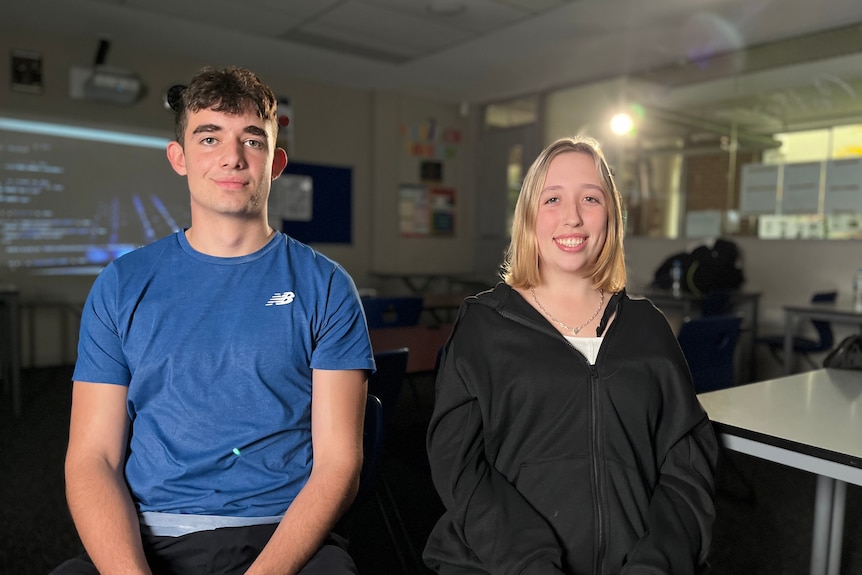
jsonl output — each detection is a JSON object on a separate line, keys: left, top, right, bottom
{"left": 68, "top": 38, "right": 144, "bottom": 105}
{"left": 69, "top": 66, "right": 143, "bottom": 105}
{"left": 84, "top": 68, "right": 142, "bottom": 104}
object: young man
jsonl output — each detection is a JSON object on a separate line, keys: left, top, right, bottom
{"left": 51, "top": 66, "right": 374, "bottom": 575}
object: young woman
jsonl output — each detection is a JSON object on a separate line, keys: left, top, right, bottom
{"left": 424, "top": 136, "right": 718, "bottom": 575}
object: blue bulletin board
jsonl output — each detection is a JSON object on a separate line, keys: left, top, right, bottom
{"left": 277, "top": 161, "right": 352, "bottom": 244}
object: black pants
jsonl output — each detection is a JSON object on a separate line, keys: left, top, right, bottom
{"left": 49, "top": 526, "right": 357, "bottom": 575}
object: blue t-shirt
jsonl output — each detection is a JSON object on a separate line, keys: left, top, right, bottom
{"left": 74, "top": 231, "right": 375, "bottom": 517}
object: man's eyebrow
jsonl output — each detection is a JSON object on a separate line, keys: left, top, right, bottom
{"left": 244, "top": 125, "right": 267, "bottom": 138}
{"left": 189, "top": 124, "right": 267, "bottom": 137}
{"left": 191, "top": 123, "right": 221, "bottom": 134}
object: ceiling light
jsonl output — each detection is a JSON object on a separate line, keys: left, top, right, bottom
{"left": 611, "top": 113, "right": 634, "bottom": 136}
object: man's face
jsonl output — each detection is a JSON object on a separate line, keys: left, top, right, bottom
{"left": 167, "top": 106, "right": 284, "bottom": 220}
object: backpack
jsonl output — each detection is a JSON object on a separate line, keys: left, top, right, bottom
{"left": 653, "top": 239, "right": 745, "bottom": 295}
{"left": 823, "top": 334, "right": 862, "bottom": 370}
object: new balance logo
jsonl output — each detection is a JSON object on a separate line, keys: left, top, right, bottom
{"left": 266, "top": 291, "right": 296, "bottom": 306}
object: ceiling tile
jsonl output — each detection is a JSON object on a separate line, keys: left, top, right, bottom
{"left": 361, "top": 0, "right": 526, "bottom": 34}
{"left": 294, "top": 1, "right": 473, "bottom": 59}
{"left": 493, "top": 0, "right": 570, "bottom": 14}
{"left": 120, "top": 0, "right": 341, "bottom": 37}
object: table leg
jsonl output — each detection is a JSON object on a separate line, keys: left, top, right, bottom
{"left": 810, "top": 475, "right": 834, "bottom": 575}
{"left": 748, "top": 297, "right": 759, "bottom": 383}
{"left": 784, "top": 311, "right": 796, "bottom": 375}
{"left": 826, "top": 480, "right": 847, "bottom": 575}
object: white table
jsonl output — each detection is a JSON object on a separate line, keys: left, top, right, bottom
{"left": 782, "top": 300, "right": 862, "bottom": 375}
{"left": 698, "top": 369, "right": 862, "bottom": 575}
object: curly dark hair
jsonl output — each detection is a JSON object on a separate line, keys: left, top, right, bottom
{"left": 171, "top": 66, "right": 278, "bottom": 144}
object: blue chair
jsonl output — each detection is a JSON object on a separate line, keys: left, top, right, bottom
{"left": 362, "top": 296, "right": 424, "bottom": 329}
{"left": 678, "top": 315, "right": 756, "bottom": 504}
{"left": 368, "top": 348, "right": 409, "bottom": 434}
{"left": 758, "top": 291, "right": 837, "bottom": 372}
{"left": 356, "top": 394, "right": 384, "bottom": 506}
{"left": 346, "top": 392, "right": 415, "bottom": 572}
{"left": 358, "top": 349, "right": 422, "bottom": 571}
{"left": 678, "top": 314, "right": 742, "bottom": 393}
{"left": 700, "top": 289, "right": 735, "bottom": 317}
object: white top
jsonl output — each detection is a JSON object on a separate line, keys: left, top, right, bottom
{"left": 566, "top": 336, "right": 603, "bottom": 365}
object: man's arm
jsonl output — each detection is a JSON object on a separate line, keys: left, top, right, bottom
{"left": 246, "top": 368, "right": 367, "bottom": 575}
{"left": 65, "top": 381, "right": 152, "bottom": 575}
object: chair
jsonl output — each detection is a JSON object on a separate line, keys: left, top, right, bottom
{"left": 345, "top": 392, "right": 416, "bottom": 572}
{"left": 356, "top": 394, "right": 384, "bottom": 506}
{"left": 363, "top": 348, "right": 424, "bottom": 571}
{"left": 368, "top": 348, "right": 410, "bottom": 434}
{"left": 361, "top": 296, "right": 424, "bottom": 330}
{"left": 700, "top": 289, "right": 735, "bottom": 317}
{"left": 758, "top": 291, "right": 837, "bottom": 372}
{"left": 677, "top": 314, "right": 743, "bottom": 393}
{"left": 678, "top": 315, "right": 755, "bottom": 504}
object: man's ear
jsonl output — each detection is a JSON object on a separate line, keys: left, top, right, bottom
{"left": 271, "top": 147, "right": 288, "bottom": 180}
{"left": 166, "top": 141, "right": 188, "bottom": 176}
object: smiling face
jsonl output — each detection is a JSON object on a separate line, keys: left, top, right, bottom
{"left": 166, "top": 106, "right": 286, "bottom": 222}
{"left": 535, "top": 151, "right": 609, "bottom": 281}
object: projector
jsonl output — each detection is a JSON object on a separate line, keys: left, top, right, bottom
{"left": 70, "top": 66, "right": 143, "bottom": 105}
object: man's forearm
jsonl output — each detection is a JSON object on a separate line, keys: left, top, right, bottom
{"left": 245, "top": 461, "right": 360, "bottom": 575}
{"left": 66, "top": 457, "right": 152, "bottom": 575}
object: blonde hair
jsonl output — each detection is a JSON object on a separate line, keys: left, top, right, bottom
{"left": 501, "top": 136, "right": 626, "bottom": 291}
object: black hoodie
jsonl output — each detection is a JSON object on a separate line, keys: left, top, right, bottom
{"left": 424, "top": 283, "right": 718, "bottom": 575}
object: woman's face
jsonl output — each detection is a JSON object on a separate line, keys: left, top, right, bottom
{"left": 534, "top": 151, "right": 608, "bottom": 280}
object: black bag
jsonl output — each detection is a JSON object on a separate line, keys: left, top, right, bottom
{"left": 653, "top": 238, "right": 745, "bottom": 295}
{"left": 823, "top": 334, "right": 862, "bottom": 370}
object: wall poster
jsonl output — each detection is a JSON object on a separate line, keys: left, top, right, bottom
{"left": 399, "top": 185, "right": 457, "bottom": 237}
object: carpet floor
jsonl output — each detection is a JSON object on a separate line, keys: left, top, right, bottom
{"left": 2, "top": 366, "right": 860, "bottom": 574}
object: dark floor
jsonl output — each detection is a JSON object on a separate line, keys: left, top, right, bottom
{"left": 2, "top": 366, "right": 861, "bottom": 574}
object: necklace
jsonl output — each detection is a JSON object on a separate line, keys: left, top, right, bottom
{"left": 530, "top": 287, "right": 605, "bottom": 336}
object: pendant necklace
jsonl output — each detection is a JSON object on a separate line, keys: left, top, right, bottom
{"left": 530, "top": 287, "right": 605, "bottom": 336}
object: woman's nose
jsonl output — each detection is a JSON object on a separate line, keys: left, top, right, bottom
{"left": 564, "top": 203, "right": 582, "bottom": 226}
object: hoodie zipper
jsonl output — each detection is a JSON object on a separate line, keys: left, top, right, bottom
{"left": 590, "top": 362, "right": 606, "bottom": 575}
{"left": 491, "top": 287, "right": 624, "bottom": 574}
{"left": 497, "top": 306, "right": 609, "bottom": 574}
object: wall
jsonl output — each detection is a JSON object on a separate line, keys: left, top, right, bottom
{"left": 370, "top": 91, "right": 477, "bottom": 292}
{"left": 0, "top": 25, "right": 475, "bottom": 365}
{"left": 543, "top": 75, "right": 862, "bottom": 378}
{"left": 625, "top": 236, "right": 862, "bottom": 380}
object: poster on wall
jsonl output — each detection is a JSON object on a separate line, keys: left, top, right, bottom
{"left": 739, "top": 163, "right": 779, "bottom": 215}
{"left": 270, "top": 174, "right": 313, "bottom": 223}
{"left": 399, "top": 184, "right": 430, "bottom": 237}
{"left": 781, "top": 162, "right": 821, "bottom": 214}
{"left": 398, "top": 185, "right": 457, "bottom": 237}
{"left": 430, "top": 187, "right": 456, "bottom": 235}
{"left": 824, "top": 158, "right": 862, "bottom": 214}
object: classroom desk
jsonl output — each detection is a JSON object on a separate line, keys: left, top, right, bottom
{"left": 421, "top": 292, "right": 470, "bottom": 325}
{"left": 634, "top": 289, "right": 761, "bottom": 383}
{"left": 697, "top": 369, "right": 862, "bottom": 575}
{"left": 782, "top": 300, "right": 862, "bottom": 375}
{"left": 369, "top": 324, "right": 453, "bottom": 374}
{"left": 0, "top": 286, "right": 22, "bottom": 417}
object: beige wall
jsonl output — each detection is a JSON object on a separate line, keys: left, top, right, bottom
{"left": 3, "top": 25, "right": 860, "bottom": 371}
{"left": 0, "top": 25, "right": 476, "bottom": 365}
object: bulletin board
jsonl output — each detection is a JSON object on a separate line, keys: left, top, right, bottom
{"left": 275, "top": 161, "right": 352, "bottom": 244}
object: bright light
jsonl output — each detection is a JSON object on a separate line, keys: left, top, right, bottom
{"left": 610, "top": 113, "right": 634, "bottom": 136}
